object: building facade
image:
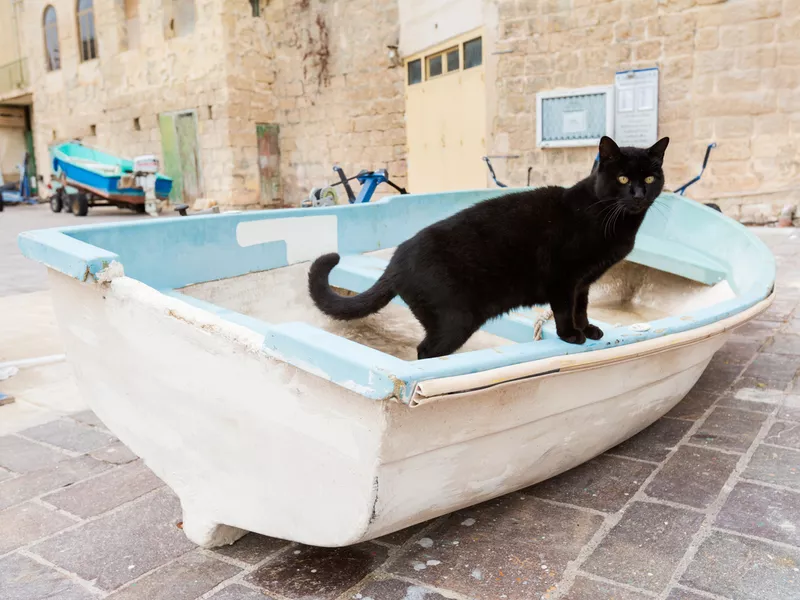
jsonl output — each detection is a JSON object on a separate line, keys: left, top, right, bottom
{"left": 0, "top": 0, "right": 34, "bottom": 186}
{"left": 17, "top": 0, "right": 800, "bottom": 222}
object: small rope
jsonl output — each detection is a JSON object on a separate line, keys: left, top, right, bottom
{"left": 533, "top": 308, "right": 554, "bottom": 341}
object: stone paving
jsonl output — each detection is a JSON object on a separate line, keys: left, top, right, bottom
{"left": 1, "top": 230, "right": 799, "bottom": 600}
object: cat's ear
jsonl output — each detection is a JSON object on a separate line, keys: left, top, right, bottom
{"left": 598, "top": 136, "right": 621, "bottom": 162}
{"left": 648, "top": 137, "right": 670, "bottom": 162}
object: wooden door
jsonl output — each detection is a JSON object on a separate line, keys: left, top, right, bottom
{"left": 256, "top": 123, "right": 281, "bottom": 206}
{"left": 159, "top": 110, "right": 202, "bottom": 204}
{"left": 405, "top": 31, "right": 486, "bottom": 193}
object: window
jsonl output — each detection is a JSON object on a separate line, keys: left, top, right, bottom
{"left": 77, "top": 0, "right": 98, "bottom": 61}
{"left": 407, "top": 59, "right": 422, "bottom": 85}
{"left": 250, "top": 0, "right": 260, "bottom": 17}
{"left": 464, "top": 37, "right": 482, "bottom": 69}
{"left": 426, "top": 46, "right": 460, "bottom": 80}
{"left": 124, "top": 0, "right": 140, "bottom": 50}
{"left": 427, "top": 54, "right": 443, "bottom": 78}
{"left": 43, "top": 6, "right": 60, "bottom": 71}
{"left": 446, "top": 48, "right": 460, "bottom": 72}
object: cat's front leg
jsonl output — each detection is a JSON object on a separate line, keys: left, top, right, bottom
{"left": 574, "top": 286, "right": 604, "bottom": 340}
{"left": 551, "top": 286, "right": 586, "bottom": 345}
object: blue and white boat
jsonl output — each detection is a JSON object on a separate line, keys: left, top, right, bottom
{"left": 18, "top": 189, "right": 774, "bottom": 548}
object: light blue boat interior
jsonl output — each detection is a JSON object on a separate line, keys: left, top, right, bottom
{"left": 50, "top": 142, "right": 173, "bottom": 199}
{"left": 18, "top": 190, "right": 775, "bottom": 403}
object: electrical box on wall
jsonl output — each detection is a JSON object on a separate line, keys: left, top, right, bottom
{"left": 536, "top": 86, "right": 614, "bottom": 148}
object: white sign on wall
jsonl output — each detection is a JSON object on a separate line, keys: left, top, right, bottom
{"left": 614, "top": 67, "right": 659, "bottom": 147}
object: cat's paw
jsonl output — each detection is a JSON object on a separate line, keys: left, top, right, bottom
{"left": 558, "top": 330, "right": 587, "bottom": 345}
{"left": 583, "top": 324, "right": 604, "bottom": 340}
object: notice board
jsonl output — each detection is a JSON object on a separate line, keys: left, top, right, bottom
{"left": 614, "top": 68, "right": 659, "bottom": 147}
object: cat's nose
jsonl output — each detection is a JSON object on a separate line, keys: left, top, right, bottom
{"left": 632, "top": 187, "right": 646, "bottom": 200}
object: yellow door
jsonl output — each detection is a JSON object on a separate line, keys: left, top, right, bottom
{"left": 405, "top": 32, "right": 486, "bottom": 193}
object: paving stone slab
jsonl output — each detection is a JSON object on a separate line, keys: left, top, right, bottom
{"left": 762, "top": 333, "right": 800, "bottom": 356}
{"left": 89, "top": 441, "right": 138, "bottom": 465}
{"left": 666, "top": 389, "right": 718, "bottom": 421}
{"left": 645, "top": 446, "right": 739, "bottom": 509}
{"left": 764, "top": 420, "right": 800, "bottom": 449}
{"left": 714, "top": 340, "right": 762, "bottom": 367}
{"left": 20, "top": 419, "right": 115, "bottom": 453}
{"left": 716, "top": 481, "right": 800, "bottom": 547}
{"left": 666, "top": 588, "right": 719, "bottom": 600}
{"left": 731, "top": 319, "right": 780, "bottom": 344}
{"left": 778, "top": 394, "right": 800, "bottom": 422}
{"left": 31, "top": 488, "right": 195, "bottom": 591}
{"left": 609, "top": 418, "right": 692, "bottom": 462}
{"left": 562, "top": 576, "right": 651, "bottom": 599}
{"left": 246, "top": 543, "right": 388, "bottom": 600}
{"left": 387, "top": 494, "right": 603, "bottom": 600}
{"left": 43, "top": 460, "right": 164, "bottom": 518}
{"left": 691, "top": 364, "right": 741, "bottom": 393}
{"left": 0, "top": 552, "right": 96, "bottom": 600}
{"left": 531, "top": 454, "right": 654, "bottom": 512}
{"left": 740, "top": 354, "right": 800, "bottom": 388}
{"left": 69, "top": 409, "right": 108, "bottom": 429}
{"left": 211, "top": 533, "right": 291, "bottom": 565}
{"left": 353, "top": 578, "right": 454, "bottom": 600}
{"left": 107, "top": 551, "right": 241, "bottom": 600}
{"left": 690, "top": 407, "right": 767, "bottom": 452}
{"left": 743, "top": 444, "right": 800, "bottom": 490}
{"left": 208, "top": 584, "right": 277, "bottom": 600}
{"left": 0, "top": 434, "right": 68, "bottom": 473}
{"left": 717, "top": 387, "right": 785, "bottom": 413}
{"left": 376, "top": 521, "right": 431, "bottom": 546}
{"left": 0, "top": 454, "right": 112, "bottom": 511}
{"left": 582, "top": 502, "right": 705, "bottom": 593}
{"left": 680, "top": 531, "right": 800, "bottom": 600}
{"left": 0, "top": 502, "right": 75, "bottom": 555}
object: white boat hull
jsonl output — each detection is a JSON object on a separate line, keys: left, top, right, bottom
{"left": 48, "top": 268, "right": 768, "bottom": 548}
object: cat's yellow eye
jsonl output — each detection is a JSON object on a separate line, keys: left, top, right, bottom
{"left": 617, "top": 175, "right": 629, "bottom": 184}
{"left": 645, "top": 176, "right": 655, "bottom": 184}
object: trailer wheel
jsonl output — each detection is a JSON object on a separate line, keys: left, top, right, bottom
{"left": 73, "top": 192, "right": 89, "bottom": 217}
{"left": 50, "top": 189, "right": 64, "bottom": 213}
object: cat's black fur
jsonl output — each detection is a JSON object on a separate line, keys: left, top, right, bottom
{"left": 309, "top": 136, "right": 669, "bottom": 359}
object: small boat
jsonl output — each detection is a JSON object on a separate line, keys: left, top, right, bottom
{"left": 49, "top": 142, "right": 173, "bottom": 216}
{"left": 18, "top": 189, "right": 774, "bottom": 548}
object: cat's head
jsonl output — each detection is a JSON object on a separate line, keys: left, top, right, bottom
{"left": 594, "top": 136, "right": 669, "bottom": 214}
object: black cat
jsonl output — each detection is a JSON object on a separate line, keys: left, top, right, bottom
{"left": 309, "top": 136, "right": 669, "bottom": 359}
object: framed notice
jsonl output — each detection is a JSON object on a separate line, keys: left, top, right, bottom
{"left": 536, "top": 85, "right": 614, "bottom": 148}
{"left": 614, "top": 68, "right": 659, "bottom": 147}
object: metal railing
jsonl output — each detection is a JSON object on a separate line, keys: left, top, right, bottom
{"left": 0, "top": 58, "right": 29, "bottom": 96}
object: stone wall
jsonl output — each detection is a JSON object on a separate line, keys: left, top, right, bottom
{"left": 222, "top": 0, "right": 406, "bottom": 208}
{"left": 22, "top": 0, "right": 405, "bottom": 209}
{"left": 22, "top": 0, "right": 232, "bottom": 202}
{"left": 490, "top": 0, "right": 800, "bottom": 223}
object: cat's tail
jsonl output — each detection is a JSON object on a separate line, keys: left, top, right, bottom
{"left": 308, "top": 253, "right": 396, "bottom": 320}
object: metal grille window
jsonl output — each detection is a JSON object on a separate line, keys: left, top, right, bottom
{"left": 536, "top": 86, "right": 614, "bottom": 148}
{"left": 77, "top": 0, "right": 97, "bottom": 62}
{"left": 43, "top": 6, "right": 60, "bottom": 71}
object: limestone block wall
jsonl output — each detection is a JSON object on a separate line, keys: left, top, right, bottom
{"left": 490, "top": 0, "right": 800, "bottom": 223}
{"left": 21, "top": 0, "right": 231, "bottom": 202}
{"left": 221, "top": 0, "right": 407, "bottom": 208}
